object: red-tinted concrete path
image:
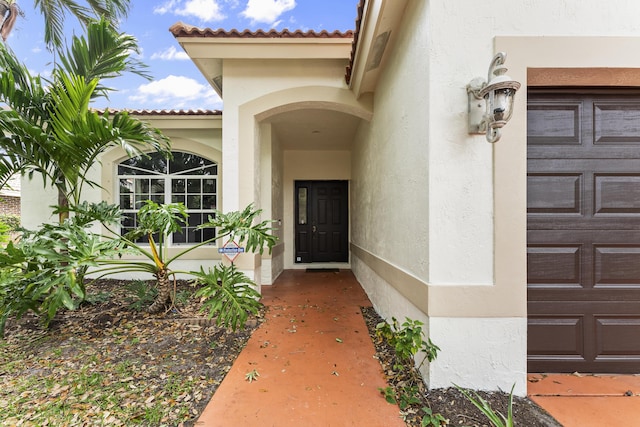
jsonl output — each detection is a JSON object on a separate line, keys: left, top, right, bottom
{"left": 529, "top": 373, "right": 640, "bottom": 427}
{"left": 196, "top": 270, "right": 405, "bottom": 427}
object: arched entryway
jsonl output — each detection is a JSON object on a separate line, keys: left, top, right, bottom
{"left": 236, "top": 87, "right": 373, "bottom": 277}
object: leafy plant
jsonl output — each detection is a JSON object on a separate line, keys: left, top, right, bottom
{"left": 379, "top": 386, "right": 396, "bottom": 405}
{"left": 194, "top": 264, "right": 262, "bottom": 331}
{"left": 0, "top": 213, "right": 125, "bottom": 336}
{"left": 0, "top": 214, "right": 19, "bottom": 230}
{"left": 379, "top": 384, "right": 430, "bottom": 411}
{"left": 376, "top": 317, "right": 440, "bottom": 371}
{"left": 454, "top": 383, "right": 515, "bottom": 427}
{"left": 0, "top": 218, "right": 12, "bottom": 244}
{"left": 124, "top": 280, "right": 158, "bottom": 311}
{"left": 84, "top": 290, "right": 112, "bottom": 305}
{"left": 398, "top": 385, "right": 422, "bottom": 409}
{"left": 376, "top": 317, "right": 446, "bottom": 426}
{"left": 90, "top": 201, "right": 276, "bottom": 318}
{"left": 421, "top": 406, "right": 447, "bottom": 427}
{"left": 0, "top": 18, "right": 169, "bottom": 224}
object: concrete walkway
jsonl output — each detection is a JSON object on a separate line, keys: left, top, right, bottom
{"left": 528, "top": 373, "right": 640, "bottom": 427}
{"left": 195, "top": 269, "right": 405, "bottom": 427}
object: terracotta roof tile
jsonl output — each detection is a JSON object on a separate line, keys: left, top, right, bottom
{"left": 345, "top": 0, "right": 365, "bottom": 85}
{"left": 93, "top": 108, "right": 222, "bottom": 116}
{"left": 169, "top": 22, "right": 353, "bottom": 39}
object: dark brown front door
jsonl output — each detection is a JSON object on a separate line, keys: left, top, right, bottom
{"left": 527, "top": 90, "right": 640, "bottom": 372}
{"left": 295, "top": 180, "right": 349, "bottom": 263}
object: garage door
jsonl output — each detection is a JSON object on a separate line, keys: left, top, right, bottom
{"left": 527, "top": 90, "right": 640, "bottom": 373}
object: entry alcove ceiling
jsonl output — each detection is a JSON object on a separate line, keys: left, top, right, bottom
{"left": 268, "top": 108, "right": 362, "bottom": 150}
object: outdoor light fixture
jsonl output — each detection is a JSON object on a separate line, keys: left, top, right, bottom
{"left": 467, "top": 52, "right": 521, "bottom": 143}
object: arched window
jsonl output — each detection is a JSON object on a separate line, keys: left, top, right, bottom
{"left": 118, "top": 151, "right": 218, "bottom": 245}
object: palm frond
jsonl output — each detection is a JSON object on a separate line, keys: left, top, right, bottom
{"left": 56, "top": 17, "right": 150, "bottom": 97}
{"left": 84, "top": 0, "right": 130, "bottom": 23}
{"left": 33, "top": 0, "right": 82, "bottom": 50}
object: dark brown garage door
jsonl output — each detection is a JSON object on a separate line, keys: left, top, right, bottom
{"left": 528, "top": 90, "right": 640, "bottom": 373}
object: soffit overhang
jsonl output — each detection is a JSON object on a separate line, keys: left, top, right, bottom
{"left": 170, "top": 24, "right": 354, "bottom": 98}
{"left": 348, "top": 0, "right": 409, "bottom": 98}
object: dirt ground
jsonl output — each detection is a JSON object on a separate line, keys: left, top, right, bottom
{"left": 1, "top": 280, "right": 561, "bottom": 426}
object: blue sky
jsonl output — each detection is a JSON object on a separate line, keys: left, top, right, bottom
{"left": 6, "top": 0, "right": 358, "bottom": 111}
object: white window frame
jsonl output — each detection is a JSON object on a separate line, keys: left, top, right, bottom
{"left": 117, "top": 151, "right": 218, "bottom": 247}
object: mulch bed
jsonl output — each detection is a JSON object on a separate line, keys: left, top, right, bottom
{"left": 1, "top": 279, "right": 561, "bottom": 426}
{"left": 361, "top": 306, "right": 562, "bottom": 427}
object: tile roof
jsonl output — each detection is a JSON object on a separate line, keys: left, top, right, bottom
{"left": 168, "top": 0, "right": 365, "bottom": 86}
{"left": 93, "top": 109, "right": 222, "bottom": 116}
{"left": 346, "top": 0, "right": 365, "bottom": 84}
{"left": 169, "top": 23, "right": 353, "bottom": 39}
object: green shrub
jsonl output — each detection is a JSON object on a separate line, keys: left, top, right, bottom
{"left": 0, "top": 214, "right": 20, "bottom": 231}
{"left": 376, "top": 317, "right": 440, "bottom": 370}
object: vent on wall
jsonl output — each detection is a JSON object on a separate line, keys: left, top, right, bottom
{"left": 365, "top": 31, "right": 390, "bottom": 71}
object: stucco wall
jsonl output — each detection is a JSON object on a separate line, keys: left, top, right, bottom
{"left": 350, "top": 0, "right": 640, "bottom": 394}
{"left": 260, "top": 123, "right": 285, "bottom": 283}
{"left": 222, "top": 59, "right": 350, "bottom": 212}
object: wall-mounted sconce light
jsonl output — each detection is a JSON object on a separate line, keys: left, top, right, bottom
{"left": 467, "top": 52, "right": 521, "bottom": 143}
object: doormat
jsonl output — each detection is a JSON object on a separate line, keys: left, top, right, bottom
{"left": 306, "top": 268, "right": 340, "bottom": 273}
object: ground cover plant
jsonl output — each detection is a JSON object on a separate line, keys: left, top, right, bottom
{"left": 362, "top": 307, "right": 562, "bottom": 427}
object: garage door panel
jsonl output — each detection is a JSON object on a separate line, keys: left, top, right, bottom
{"left": 594, "top": 246, "right": 640, "bottom": 287}
{"left": 528, "top": 245, "right": 582, "bottom": 287}
{"left": 594, "top": 102, "right": 640, "bottom": 145}
{"left": 528, "top": 316, "right": 585, "bottom": 357}
{"left": 528, "top": 102, "right": 581, "bottom": 145}
{"left": 595, "top": 317, "right": 640, "bottom": 357}
{"left": 594, "top": 174, "right": 640, "bottom": 215}
{"left": 528, "top": 173, "right": 582, "bottom": 214}
{"left": 529, "top": 288, "right": 640, "bottom": 302}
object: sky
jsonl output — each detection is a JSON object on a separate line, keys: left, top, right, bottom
{"left": 5, "top": 0, "right": 359, "bottom": 111}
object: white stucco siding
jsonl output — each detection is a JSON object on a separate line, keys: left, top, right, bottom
{"left": 259, "top": 123, "right": 285, "bottom": 283}
{"left": 221, "top": 58, "right": 350, "bottom": 212}
{"left": 428, "top": 316, "right": 528, "bottom": 396}
{"left": 427, "top": 0, "right": 640, "bottom": 285}
{"left": 351, "top": 0, "right": 430, "bottom": 282}
{"left": 21, "top": 177, "right": 58, "bottom": 229}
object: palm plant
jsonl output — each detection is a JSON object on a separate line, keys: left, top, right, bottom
{"left": 0, "top": 0, "right": 130, "bottom": 49}
{"left": 0, "top": 18, "right": 169, "bottom": 223}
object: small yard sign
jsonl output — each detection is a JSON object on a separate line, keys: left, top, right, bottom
{"left": 218, "top": 240, "right": 245, "bottom": 262}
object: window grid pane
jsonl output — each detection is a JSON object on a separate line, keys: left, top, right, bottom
{"left": 118, "top": 152, "right": 217, "bottom": 246}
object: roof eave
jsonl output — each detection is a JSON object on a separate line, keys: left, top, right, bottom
{"left": 348, "top": 0, "right": 409, "bottom": 98}
{"left": 170, "top": 24, "right": 354, "bottom": 99}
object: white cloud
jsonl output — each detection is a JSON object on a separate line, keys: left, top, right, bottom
{"left": 154, "top": 0, "right": 226, "bottom": 22}
{"left": 129, "top": 75, "right": 221, "bottom": 109}
{"left": 151, "top": 46, "right": 190, "bottom": 61}
{"left": 181, "top": 0, "right": 226, "bottom": 22}
{"left": 241, "top": 0, "right": 296, "bottom": 25}
{"left": 224, "top": 0, "right": 240, "bottom": 9}
{"left": 153, "top": 0, "right": 180, "bottom": 14}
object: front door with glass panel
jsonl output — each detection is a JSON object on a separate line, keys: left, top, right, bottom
{"left": 294, "top": 180, "right": 348, "bottom": 263}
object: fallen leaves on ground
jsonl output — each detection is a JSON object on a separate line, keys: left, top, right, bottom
{"left": 0, "top": 279, "right": 262, "bottom": 427}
